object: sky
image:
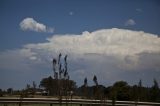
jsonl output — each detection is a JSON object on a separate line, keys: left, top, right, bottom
{"left": 0, "top": 0, "right": 160, "bottom": 90}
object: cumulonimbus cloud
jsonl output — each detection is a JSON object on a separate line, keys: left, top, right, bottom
{"left": 27, "top": 28, "right": 159, "bottom": 56}
{"left": 0, "top": 28, "right": 160, "bottom": 88}
{"left": 20, "top": 17, "right": 54, "bottom": 33}
{"left": 1, "top": 28, "right": 160, "bottom": 71}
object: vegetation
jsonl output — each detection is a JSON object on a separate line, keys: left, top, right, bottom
{"left": 104, "top": 80, "right": 160, "bottom": 102}
{"left": 1, "top": 53, "right": 160, "bottom": 103}
{"left": 40, "top": 76, "right": 76, "bottom": 96}
{"left": 76, "top": 79, "right": 160, "bottom": 102}
{"left": 1, "top": 79, "right": 160, "bottom": 102}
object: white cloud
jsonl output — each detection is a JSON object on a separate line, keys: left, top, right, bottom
{"left": 0, "top": 49, "right": 31, "bottom": 71}
{"left": 125, "top": 19, "right": 136, "bottom": 26}
{"left": 4, "top": 28, "right": 160, "bottom": 71}
{"left": 1, "top": 28, "right": 160, "bottom": 88}
{"left": 20, "top": 17, "right": 54, "bottom": 33}
{"left": 30, "top": 28, "right": 159, "bottom": 57}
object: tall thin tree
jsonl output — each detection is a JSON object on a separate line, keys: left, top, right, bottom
{"left": 93, "top": 75, "right": 99, "bottom": 99}
{"left": 138, "top": 79, "right": 142, "bottom": 101}
{"left": 83, "top": 77, "right": 88, "bottom": 98}
{"left": 93, "top": 75, "right": 98, "bottom": 86}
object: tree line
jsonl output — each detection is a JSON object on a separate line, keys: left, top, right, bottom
{"left": 0, "top": 54, "right": 160, "bottom": 103}
{"left": 0, "top": 77, "right": 160, "bottom": 102}
{"left": 76, "top": 77, "right": 160, "bottom": 102}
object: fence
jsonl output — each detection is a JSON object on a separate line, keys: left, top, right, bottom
{"left": 0, "top": 98, "right": 160, "bottom": 106}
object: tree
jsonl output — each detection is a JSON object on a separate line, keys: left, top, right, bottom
{"left": 84, "top": 77, "right": 88, "bottom": 87}
{"left": 138, "top": 79, "right": 142, "bottom": 101}
{"left": 104, "top": 86, "right": 111, "bottom": 98}
{"left": 111, "top": 81, "right": 130, "bottom": 101}
{"left": 0, "top": 89, "right": 3, "bottom": 97}
{"left": 33, "top": 81, "right": 36, "bottom": 89}
{"left": 93, "top": 75, "right": 99, "bottom": 99}
{"left": 53, "top": 58, "right": 58, "bottom": 79}
{"left": 40, "top": 76, "right": 76, "bottom": 96}
{"left": 32, "top": 81, "right": 36, "bottom": 95}
{"left": 40, "top": 76, "right": 57, "bottom": 95}
{"left": 93, "top": 75, "right": 98, "bottom": 86}
{"left": 82, "top": 77, "right": 88, "bottom": 98}
{"left": 7, "top": 88, "right": 13, "bottom": 95}
{"left": 131, "top": 85, "right": 138, "bottom": 101}
{"left": 150, "top": 79, "right": 160, "bottom": 102}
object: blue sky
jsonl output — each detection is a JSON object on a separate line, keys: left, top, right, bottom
{"left": 1, "top": 0, "right": 160, "bottom": 50}
{"left": 0, "top": 0, "right": 160, "bottom": 89}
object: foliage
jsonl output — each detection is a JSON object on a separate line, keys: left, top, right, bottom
{"left": 149, "top": 79, "right": 160, "bottom": 102}
{"left": 110, "top": 81, "right": 131, "bottom": 101}
{"left": 78, "top": 79, "right": 160, "bottom": 102}
{"left": 103, "top": 80, "right": 160, "bottom": 102}
{"left": 40, "top": 76, "right": 76, "bottom": 96}
{"left": 0, "top": 89, "right": 3, "bottom": 97}
{"left": 7, "top": 88, "right": 13, "bottom": 95}
{"left": 1, "top": 78, "right": 160, "bottom": 103}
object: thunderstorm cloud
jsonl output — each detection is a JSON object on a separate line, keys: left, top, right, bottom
{"left": 0, "top": 28, "right": 160, "bottom": 88}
